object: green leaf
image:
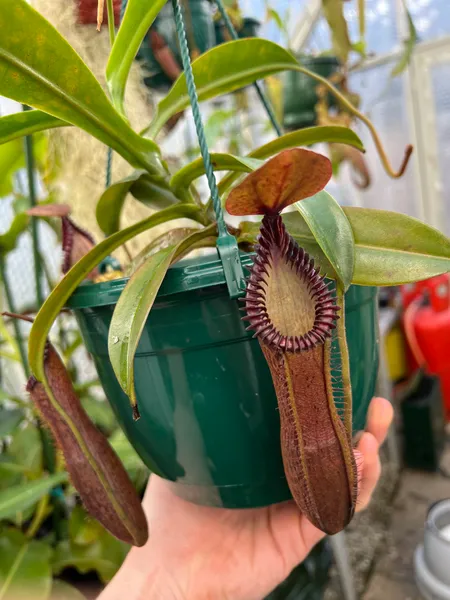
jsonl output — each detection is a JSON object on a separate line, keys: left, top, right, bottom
{"left": 0, "top": 139, "right": 24, "bottom": 197}
{"left": 0, "top": 473, "right": 67, "bottom": 521}
{"left": 0, "top": 133, "right": 48, "bottom": 197}
{"left": 322, "top": 0, "right": 352, "bottom": 63}
{"left": 239, "top": 208, "right": 450, "bottom": 286}
{"left": 109, "top": 226, "right": 216, "bottom": 410}
{"left": 0, "top": 461, "right": 29, "bottom": 476}
{"left": 106, "top": 0, "right": 167, "bottom": 115}
{"left": 391, "top": 4, "right": 417, "bottom": 77}
{"left": 8, "top": 423, "right": 43, "bottom": 477}
{"left": 0, "top": 530, "right": 52, "bottom": 600}
{"left": 147, "top": 39, "right": 299, "bottom": 136}
{"left": 204, "top": 109, "right": 235, "bottom": 147}
{"left": 0, "top": 408, "right": 23, "bottom": 438}
{"left": 218, "top": 126, "right": 364, "bottom": 201}
{"left": 29, "top": 203, "right": 203, "bottom": 383}
{"left": 344, "top": 208, "right": 450, "bottom": 285}
{"left": 358, "top": 0, "right": 365, "bottom": 41}
{"left": 69, "top": 505, "right": 104, "bottom": 547}
{"left": 127, "top": 227, "right": 205, "bottom": 274}
{"left": 0, "top": 111, "right": 66, "bottom": 146}
{"left": 52, "top": 528, "right": 128, "bottom": 584}
{"left": 266, "top": 7, "right": 288, "bottom": 38}
{"left": 295, "top": 191, "right": 355, "bottom": 290}
{"left": 96, "top": 171, "right": 180, "bottom": 236}
{"left": 251, "top": 126, "right": 364, "bottom": 159}
{"left": 0, "top": 0, "right": 161, "bottom": 173}
{"left": 171, "top": 154, "right": 263, "bottom": 197}
{"left": 50, "top": 580, "right": 87, "bottom": 600}
{"left": 0, "top": 214, "right": 29, "bottom": 256}
{"left": 80, "top": 398, "right": 116, "bottom": 435}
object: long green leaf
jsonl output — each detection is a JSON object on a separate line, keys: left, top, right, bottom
{"left": 0, "top": 139, "right": 23, "bottom": 197}
{"left": 0, "top": 473, "right": 67, "bottom": 521}
{"left": 108, "top": 225, "right": 216, "bottom": 411}
{"left": 127, "top": 227, "right": 202, "bottom": 273}
{"left": 171, "top": 154, "right": 263, "bottom": 197}
{"left": 219, "top": 126, "right": 364, "bottom": 201}
{"left": 0, "top": 530, "right": 52, "bottom": 600}
{"left": 106, "top": 0, "right": 167, "bottom": 115}
{"left": 0, "top": 0, "right": 161, "bottom": 173}
{"left": 96, "top": 170, "right": 180, "bottom": 236}
{"left": 295, "top": 191, "right": 355, "bottom": 290}
{"left": 0, "top": 214, "right": 29, "bottom": 256}
{"left": 391, "top": 4, "right": 417, "bottom": 77}
{"left": 345, "top": 208, "right": 450, "bottom": 285}
{"left": 29, "top": 204, "right": 203, "bottom": 382}
{"left": 147, "top": 39, "right": 299, "bottom": 136}
{"left": 239, "top": 208, "right": 450, "bottom": 286}
{"left": 0, "top": 133, "right": 48, "bottom": 196}
{"left": 0, "top": 409, "right": 23, "bottom": 438}
{"left": 0, "top": 111, "right": 67, "bottom": 145}
{"left": 322, "top": 0, "right": 353, "bottom": 63}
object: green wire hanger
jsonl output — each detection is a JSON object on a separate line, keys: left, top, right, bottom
{"left": 107, "top": 0, "right": 284, "bottom": 299}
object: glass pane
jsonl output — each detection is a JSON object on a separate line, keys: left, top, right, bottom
{"left": 258, "top": 0, "right": 309, "bottom": 45}
{"left": 409, "top": 0, "right": 450, "bottom": 42}
{"left": 431, "top": 63, "right": 450, "bottom": 235}
{"left": 305, "top": 0, "right": 399, "bottom": 55}
{"left": 345, "top": 0, "right": 399, "bottom": 55}
{"left": 338, "top": 62, "right": 418, "bottom": 217}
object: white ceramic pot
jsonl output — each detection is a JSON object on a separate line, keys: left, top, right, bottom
{"left": 415, "top": 499, "right": 450, "bottom": 600}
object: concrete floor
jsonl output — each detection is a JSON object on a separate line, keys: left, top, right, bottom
{"left": 363, "top": 445, "right": 450, "bottom": 600}
{"left": 324, "top": 436, "right": 450, "bottom": 600}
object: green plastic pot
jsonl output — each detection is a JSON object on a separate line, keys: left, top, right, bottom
{"left": 137, "top": 0, "right": 216, "bottom": 91}
{"left": 283, "top": 55, "right": 340, "bottom": 131}
{"left": 68, "top": 251, "right": 379, "bottom": 509}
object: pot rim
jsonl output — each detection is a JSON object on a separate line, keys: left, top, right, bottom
{"left": 426, "top": 499, "right": 450, "bottom": 545}
{"left": 66, "top": 251, "right": 377, "bottom": 311}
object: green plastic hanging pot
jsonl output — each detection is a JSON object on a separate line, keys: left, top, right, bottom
{"left": 68, "top": 251, "right": 379, "bottom": 510}
{"left": 283, "top": 55, "right": 340, "bottom": 131}
{"left": 137, "top": 0, "right": 216, "bottom": 91}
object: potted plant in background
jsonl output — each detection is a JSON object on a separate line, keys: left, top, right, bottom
{"left": 267, "top": 0, "right": 417, "bottom": 185}
{"left": 0, "top": 0, "right": 449, "bottom": 596}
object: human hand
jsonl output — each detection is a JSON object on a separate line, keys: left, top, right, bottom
{"left": 100, "top": 397, "right": 393, "bottom": 600}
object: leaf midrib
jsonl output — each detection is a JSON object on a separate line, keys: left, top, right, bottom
{"left": 0, "top": 475, "right": 65, "bottom": 519}
{"left": 293, "top": 230, "right": 450, "bottom": 261}
{"left": 0, "top": 543, "right": 29, "bottom": 600}
{"left": 157, "top": 60, "right": 296, "bottom": 131}
{"left": 0, "top": 48, "right": 146, "bottom": 167}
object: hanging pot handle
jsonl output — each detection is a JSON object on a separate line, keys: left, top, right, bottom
{"left": 171, "top": 0, "right": 246, "bottom": 298}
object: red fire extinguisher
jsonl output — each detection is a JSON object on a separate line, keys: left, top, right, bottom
{"left": 401, "top": 274, "right": 449, "bottom": 375}
{"left": 77, "top": 0, "right": 121, "bottom": 26}
{"left": 404, "top": 275, "right": 450, "bottom": 421}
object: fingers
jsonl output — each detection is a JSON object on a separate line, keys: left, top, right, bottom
{"left": 355, "top": 432, "right": 381, "bottom": 512}
{"left": 365, "top": 397, "right": 394, "bottom": 446}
